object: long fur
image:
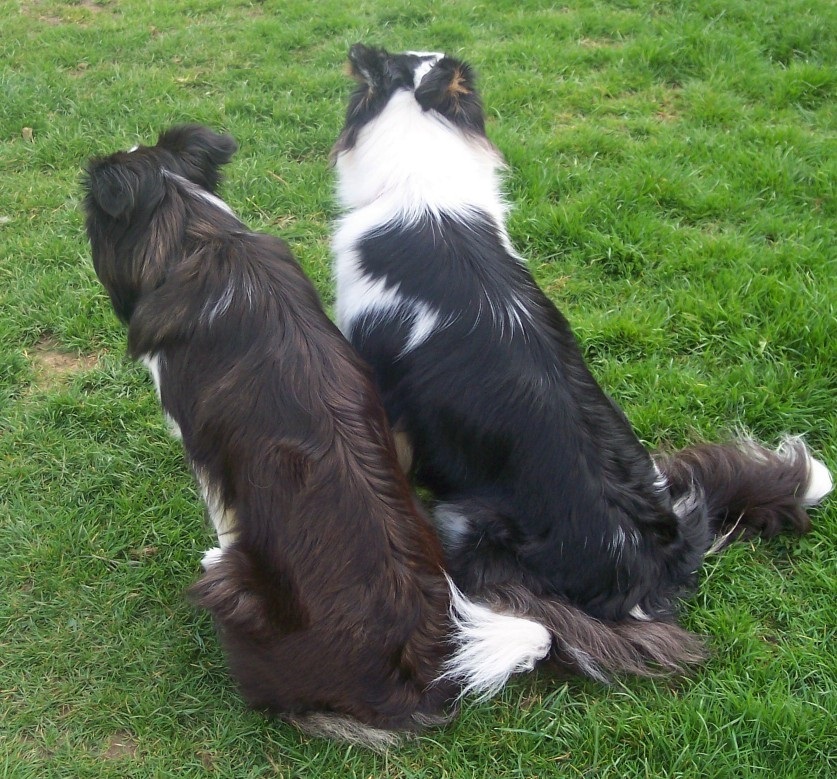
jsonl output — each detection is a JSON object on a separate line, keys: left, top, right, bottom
{"left": 83, "top": 124, "right": 551, "bottom": 746}
{"left": 331, "top": 46, "right": 833, "bottom": 679}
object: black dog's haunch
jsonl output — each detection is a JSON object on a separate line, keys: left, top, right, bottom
{"left": 83, "top": 125, "right": 552, "bottom": 746}
{"left": 331, "top": 45, "right": 833, "bottom": 681}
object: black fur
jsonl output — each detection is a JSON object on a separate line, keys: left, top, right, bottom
{"left": 333, "top": 47, "right": 829, "bottom": 679}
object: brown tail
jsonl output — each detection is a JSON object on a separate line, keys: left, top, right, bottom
{"left": 478, "top": 584, "right": 708, "bottom": 682}
{"left": 655, "top": 435, "right": 832, "bottom": 551}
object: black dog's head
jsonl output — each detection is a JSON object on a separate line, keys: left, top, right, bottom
{"left": 83, "top": 124, "right": 237, "bottom": 321}
{"left": 334, "top": 44, "right": 486, "bottom": 154}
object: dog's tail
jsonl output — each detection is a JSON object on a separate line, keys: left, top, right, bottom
{"left": 655, "top": 435, "right": 832, "bottom": 552}
{"left": 438, "top": 577, "right": 553, "bottom": 699}
{"left": 440, "top": 580, "right": 707, "bottom": 693}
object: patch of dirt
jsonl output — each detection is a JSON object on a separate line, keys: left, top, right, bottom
{"left": 19, "top": 733, "right": 55, "bottom": 761}
{"left": 102, "top": 731, "right": 138, "bottom": 760}
{"left": 28, "top": 336, "right": 98, "bottom": 390}
{"left": 197, "top": 750, "right": 216, "bottom": 770}
{"left": 22, "top": 0, "right": 109, "bottom": 26}
{"left": 577, "top": 37, "right": 623, "bottom": 50}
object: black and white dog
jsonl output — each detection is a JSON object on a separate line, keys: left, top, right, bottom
{"left": 83, "top": 125, "right": 553, "bottom": 746}
{"left": 331, "top": 46, "right": 833, "bottom": 680}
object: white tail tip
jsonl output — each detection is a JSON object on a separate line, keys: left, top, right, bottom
{"left": 803, "top": 455, "right": 833, "bottom": 505}
{"left": 438, "top": 576, "right": 552, "bottom": 701}
{"left": 776, "top": 436, "right": 833, "bottom": 506}
{"left": 201, "top": 547, "right": 224, "bottom": 570}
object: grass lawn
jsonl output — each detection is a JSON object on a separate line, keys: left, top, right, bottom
{"left": 1, "top": 1, "right": 834, "bottom": 776}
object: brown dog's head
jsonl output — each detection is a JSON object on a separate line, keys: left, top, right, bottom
{"left": 83, "top": 125, "right": 237, "bottom": 322}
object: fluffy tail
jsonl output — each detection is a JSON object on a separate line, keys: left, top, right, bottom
{"left": 448, "top": 582, "right": 709, "bottom": 689}
{"left": 438, "top": 576, "right": 553, "bottom": 699}
{"left": 437, "top": 577, "right": 708, "bottom": 695}
{"left": 655, "top": 435, "right": 832, "bottom": 551}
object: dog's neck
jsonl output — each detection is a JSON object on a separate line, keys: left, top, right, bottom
{"left": 162, "top": 169, "right": 236, "bottom": 217}
{"left": 334, "top": 90, "right": 507, "bottom": 228}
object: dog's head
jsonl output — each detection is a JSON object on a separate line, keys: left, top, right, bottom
{"left": 335, "top": 44, "right": 486, "bottom": 154}
{"left": 85, "top": 124, "right": 237, "bottom": 220}
{"left": 83, "top": 125, "right": 237, "bottom": 321}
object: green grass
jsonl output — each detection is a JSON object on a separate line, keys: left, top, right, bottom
{"left": 1, "top": 1, "right": 834, "bottom": 776}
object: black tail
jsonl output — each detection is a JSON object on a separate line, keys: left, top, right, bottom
{"left": 656, "top": 436, "right": 832, "bottom": 551}
{"left": 478, "top": 584, "right": 708, "bottom": 682}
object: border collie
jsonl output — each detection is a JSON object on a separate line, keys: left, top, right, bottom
{"left": 331, "top": 46, "right": 833, "bottom": 681}
{"left": 83, "top": 124, "right": 553, "bottom": 746}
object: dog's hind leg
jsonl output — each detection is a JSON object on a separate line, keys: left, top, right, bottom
{"left": 432, "top": 502, "right": 473, "bottom": 558}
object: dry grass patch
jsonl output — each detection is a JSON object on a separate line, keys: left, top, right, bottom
{"left": 29, "top": 336, "right": 98, "bottom": 390}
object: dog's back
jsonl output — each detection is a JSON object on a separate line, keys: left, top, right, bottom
{"left": 164, "top": 229, "right": 455, "bottom": 729}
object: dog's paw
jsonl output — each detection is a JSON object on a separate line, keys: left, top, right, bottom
{"left": 201, "top": 547, "right": 224, "bottom": 571}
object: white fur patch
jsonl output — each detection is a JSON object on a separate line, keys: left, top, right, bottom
{"left": 333, "top": 89, "right": 508, "bottom": 229}
{"left": 439, "top": 576, "right": 552, "bottom": 700}
{"left": 162, "top": 170, "right": 236, "bottom": 216}
{"left": 776, "top": 436, "right": 833, "bottom": 505}
{"left": 334, "top": 249, "right": 448, "bottom": 351}
{"left": 334, "top": 250, "right": 403, "bottom": 334}
{"left": 201, "top": 547, "right": 224, "bottom": 570}
{"left": 194, "top": 468, "right": 238, "bottom": 548}
{"left": 403, "top": 301, "right": 441, "bottom": 353}
{"left": 433, "top": 504, "right": 472, "bottom": 554}
{"left": 138, "top": 352, "right": 182, "bottom": 439}
{"left": 803, "top": 456, "right": 833, "bottom": 504}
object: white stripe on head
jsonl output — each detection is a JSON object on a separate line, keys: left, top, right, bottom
{"left": 408, "top": 52, "right": 444, "bottom": 86}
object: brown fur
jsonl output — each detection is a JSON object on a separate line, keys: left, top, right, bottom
{"left": 84, "top": 125, "right": 457, "bottom": 741}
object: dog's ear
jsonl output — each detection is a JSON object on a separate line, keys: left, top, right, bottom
{"left": 156, "top": 124, "right": 237, "bottom": 192}
{"left": 84, "top": 159, "right": 141, "bottom": 219}
{"left": 414, "top": 57, "right": 486, "bottom": 135}
{"left": 346, "top": 43, "right": 391, "bottom": 89}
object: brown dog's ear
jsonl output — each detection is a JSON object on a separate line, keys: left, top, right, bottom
{"left": 414, "top": 57, "right": 486, "bottom": 135}
{"left": 156, "top": 124, "right": 237, "bottom": 192}
{"left": 85, "top": 159, "right": 139, "bottom": 219}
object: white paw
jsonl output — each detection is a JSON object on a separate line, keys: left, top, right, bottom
{"left": 201, "top": 547, "right": 224, "bottom": 571}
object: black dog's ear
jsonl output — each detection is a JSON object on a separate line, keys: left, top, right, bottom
{"left": 156, "top": 124, "right": 238, "bottom": 192}
{"left": 346, "top": 43, "right": 390, "bottom": 89}
{"left": 414, "top": 57, "right": 486, "bottom": 135}
{"left": 85, "top": 159, "right": 140, "bottom": 219}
